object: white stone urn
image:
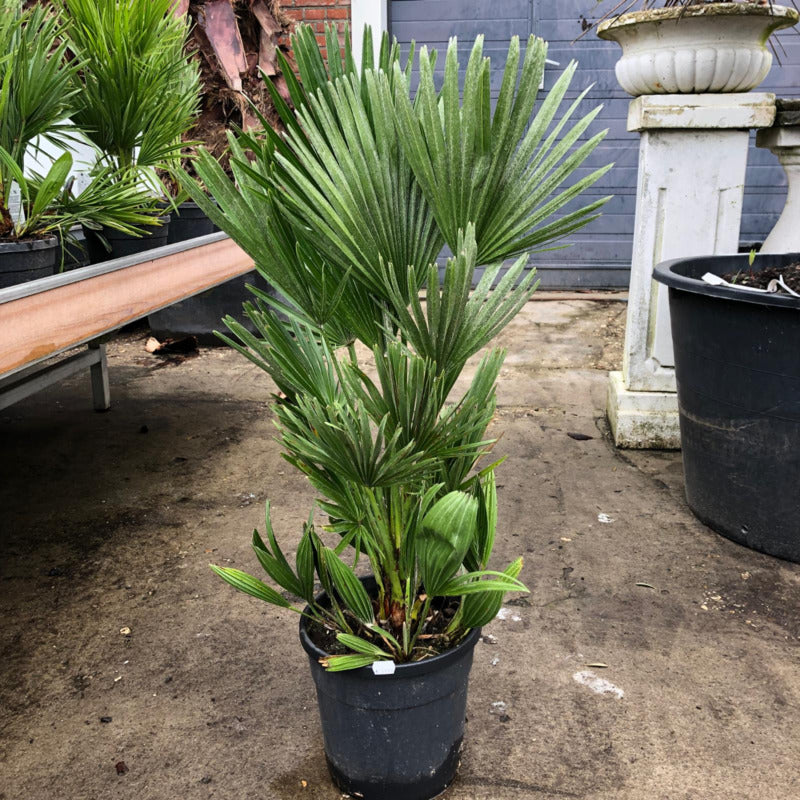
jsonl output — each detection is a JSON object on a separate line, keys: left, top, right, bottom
{"left": 597, "top": 3, "right": 799, "bottom": 96}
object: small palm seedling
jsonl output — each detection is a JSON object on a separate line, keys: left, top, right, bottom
{"left": 191, "top": 25, "right": 612, "bottom": 670}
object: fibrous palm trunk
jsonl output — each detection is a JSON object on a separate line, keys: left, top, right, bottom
{"left": 174, "top": 0, "right": 294, "bottom": 171}
{"left": 32, "top": 0, "right": 295, "bottom": 178}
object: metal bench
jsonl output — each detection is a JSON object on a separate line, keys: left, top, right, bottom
{"left": 0, "top": 232, "right": 253, "bottom": 411}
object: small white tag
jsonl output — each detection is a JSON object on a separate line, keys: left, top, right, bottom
{"left": 371, "top": 660, "right": 396, "bottom": 676}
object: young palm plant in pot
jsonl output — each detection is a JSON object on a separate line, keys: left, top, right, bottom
{"left": 189, "top": 24, "right": 611, "bottom": 800}
{"left": 59, "top": 0, "right": 200, "bottom": 262}
{"left": 0, "top": 0, "right": 157, "bottom": 287}
{"left": 587, "top": 0, "right": 799, "bottom": 95}
{"left": 0, "top": 0, "right": 79, "bottom": 287}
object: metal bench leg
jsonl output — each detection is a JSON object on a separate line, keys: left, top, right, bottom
{"left": 88, "top": 342, "right": 110, "bottom": 411}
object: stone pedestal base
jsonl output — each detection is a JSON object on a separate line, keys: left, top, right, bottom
{"left": 606, "top": 371, "right": 680, "bottom": 450}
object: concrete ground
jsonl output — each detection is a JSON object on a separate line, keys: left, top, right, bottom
{"left": 1, "top": 297, "right": 799, "bottom": 800}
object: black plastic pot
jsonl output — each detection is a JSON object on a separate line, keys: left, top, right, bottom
{"left": 148, "top": 202, "right": 265, "bottom": 343}
{"left": 83, "top": 215, "right": 170, "bottom": 264}
{"left": 299, "top": 579, "right": 481, "bottom": 800}
{"left": 166, "top": 201, "right": 215, "bottom": 244}
{"left": 654, "top": 252, "right": 800, "bottom": 562}
{"left": 0, "top": 236, "right": 58, "bottom": 289}
{"left": 147, "top": 269, "right": 280, "bottom": 345}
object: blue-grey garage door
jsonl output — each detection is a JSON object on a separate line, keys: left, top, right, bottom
{"left": 389, "top": 0, "right": 799, "bottom": 289}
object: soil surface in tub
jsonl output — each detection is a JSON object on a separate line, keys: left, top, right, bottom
{"left": 722, "top": 261, "right": 800, "bottom": 292}
{"left": 307, "top": 594, "right": 461, "bottom": 660}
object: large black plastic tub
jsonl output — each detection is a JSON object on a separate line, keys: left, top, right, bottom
{"left": 148, "top": 203, "right": 266, "bottom": 344}
{"left": 300, "top": 581, "right": 480, "bottom": 800}
{"left": 654, "top": 252, "right": 800, "bottom": 562}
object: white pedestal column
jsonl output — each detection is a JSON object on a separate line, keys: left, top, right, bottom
{"left": 756, "top": 124, "right": 800, "bottom": 254}
{"left": 607, "top": 93, "right": 776, "bottom": 449}
{"left": 351, "top": 0, "right": 388, "bottom": 71}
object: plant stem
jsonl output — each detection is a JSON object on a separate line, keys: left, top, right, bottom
{"left": 407, "top": 596, "right": 432, "bottom": 654}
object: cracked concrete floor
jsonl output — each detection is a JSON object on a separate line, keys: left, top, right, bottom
{"left": 1, "top": 297, "right": 799, "bottom": 800}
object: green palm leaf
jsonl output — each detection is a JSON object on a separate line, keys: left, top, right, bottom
{"left": 417, "top": 491, "right": 479, "bottom": 597}
{"left": 457, "top": 558, "right": 526, "bottom": 629}
{"left": 392, "top": 35, "right": 611, "bottom": 263}
{"left": 322, "top": 548, "right": 375, "bottom": 624}
{"left": 209, "top": 566, "right": 292, "bottom": 609}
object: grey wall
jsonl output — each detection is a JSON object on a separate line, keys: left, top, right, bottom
{"left": 389, "top": 0, "right": 800, "bottom": 289}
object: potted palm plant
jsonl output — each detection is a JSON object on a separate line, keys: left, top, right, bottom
{"left": 0, "top": 0, "right": 75, "bottom": 286}
{"left": 0, "top": 0, "right": 159, "bottom": 288}
{"left": 189, "top": 24, "right": 611, "bottom": 800}
{"left": 59, "top": 0, "right": 200, "bottom": 262}
{"left": 589, "top": 0, "right": 798, "bottom": 95}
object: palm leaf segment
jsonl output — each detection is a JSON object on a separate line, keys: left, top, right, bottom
{"left": 197, "top": 25, "right": 611, "bottom": 668}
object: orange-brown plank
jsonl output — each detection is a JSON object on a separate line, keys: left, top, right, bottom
{"left": 0, "top": 238, "right": 254, "bottom": 376}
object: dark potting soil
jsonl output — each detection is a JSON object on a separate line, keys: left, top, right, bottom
{"left": 0, "top": 233, "right": 53, "bottom": 244}
{"left": 722, "top": 262, "right": 800, "bottom": 293}
{"left": 306, "top": 595, "right": 462, "bottom": 662}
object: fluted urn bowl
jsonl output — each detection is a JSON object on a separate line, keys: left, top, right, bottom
{"left": 597, "top": 3, "right": 799, "bottom": 96}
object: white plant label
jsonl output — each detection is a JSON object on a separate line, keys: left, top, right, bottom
{"left": 372, "top": 661, "right": 396, "bottom": 676}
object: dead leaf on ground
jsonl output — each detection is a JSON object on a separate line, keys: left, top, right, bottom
{"left": 145, "top": 336, "right": 198, "bottom": 355}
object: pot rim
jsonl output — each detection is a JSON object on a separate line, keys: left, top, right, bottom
{"left": 299, "top": 578, "right": 482, "bottom": 679}
{"left": 173, "top": 201, "right": 218, "bottom": 214}
{"left": 597, "top": 3, "right": 799, "bottom": 39}
{"left": 0, "top": 234, "right": 58, "bottom": 252}
{"left": 654, "top": 252, "right": 800, "bottom": 309}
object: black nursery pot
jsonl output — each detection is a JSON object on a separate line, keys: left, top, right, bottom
{"left": 654, "top": 252, "right": 800, "bottom": 562}
{"left": 147, "top": 270, "right": 280, "bottom": 345}
{"left": 149, "top": 201, "right": 264, "bottom": 343}
{"left": 0, "top": 235, "right": 58, "bottom": 289}
{"left": 83, "top": 215, "right": 170, "bottom": 264}
{"left": 299, "top": 579, "right": 481, "bottom": 800}
{"left": 166, "top": 201, "right": 215, "bottom": 244}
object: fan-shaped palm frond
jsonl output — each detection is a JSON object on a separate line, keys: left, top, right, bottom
{"left": 204, "top": 24, "right": 612, "bottom": 669}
